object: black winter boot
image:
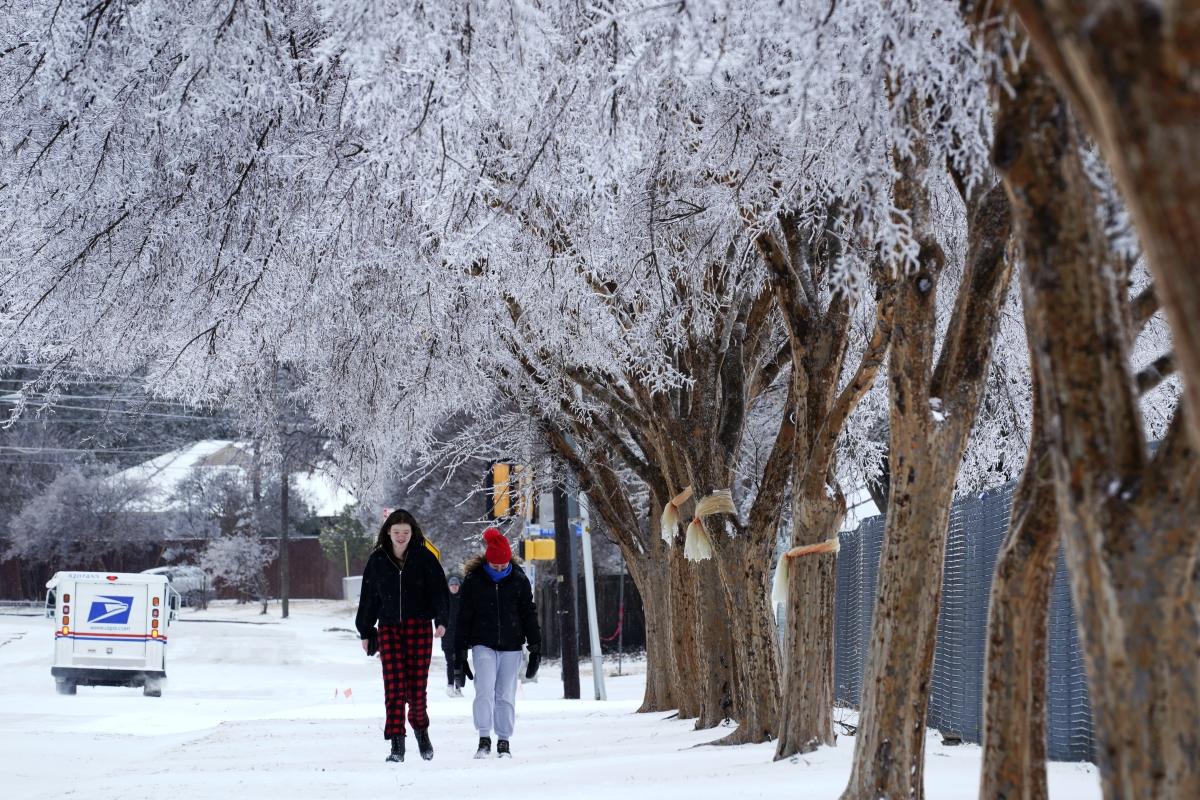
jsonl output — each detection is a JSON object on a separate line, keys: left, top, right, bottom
{"left": 414, "top": 727, "right": 434, "bottom": 761}
{"left": 386, "top": 735, "right": 405, "bottom": 763}
{"left": 474, "top": 736, "right": 491, "bottom": 759}
{"left": 497, "top": 739, "right": 511, "bottom": 758}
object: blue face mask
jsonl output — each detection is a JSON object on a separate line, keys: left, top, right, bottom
{"left": 484, "top": 562, "right": 512, "bottom": 582}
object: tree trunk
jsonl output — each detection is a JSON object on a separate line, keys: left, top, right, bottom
{"left": 842, "top": 461, "right": 956, "bottom": 800}
{"left": 628, "top": 555, "right": 677, "bottom": 713}
{"left": 979, "top": 428, "right": 1057, "bottom": 800}
{"left": 775, "top": 492, "right": 842, "bottom": 758}
{"left": 974, "top": 45, "right": 1065, "bottom": 798}
{"left": 996, "top": 47, "right": 1200, "bottom": 797}
{"left": 667, "top": 545, "right": 706, "bottom": 721}
{"left": 844, "top": 138, "right": 1013, "bottom": 799}
{"left": 565, "top": 444, "right": 675, "bottom": 716}
{"left": 1058, "top": 484, "right": 1200, "bottom": 800}
{"left": 1010, "top": 1, "right": 1200, "bottom": 451}
{"left": 751, "top": 209, "right": 896, "bottom": 760}
{"left": 712, "top": 544, "right": 780, "bottom": 744}
{"left": 694, "top": 558, "right": 737, "bottom": 729}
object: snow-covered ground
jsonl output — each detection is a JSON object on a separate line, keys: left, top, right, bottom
{"left": 0, "top": 600, "right": 1099, "bottom": 799}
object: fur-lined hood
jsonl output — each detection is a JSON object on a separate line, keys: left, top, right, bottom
{"left": 462, "top": 553, "right": 526, "bottom": 578}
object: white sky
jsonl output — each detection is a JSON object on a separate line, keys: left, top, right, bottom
{"left": 110, "top": 440, "right": 356, "bottom": 517}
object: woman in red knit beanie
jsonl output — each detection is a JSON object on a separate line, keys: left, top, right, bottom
{"left": 453, "top": 526, "right": 541, "bottom": 758}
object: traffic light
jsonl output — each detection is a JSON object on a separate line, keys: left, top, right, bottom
{"left": 487, "top": 462, "right": 537, "bottom": 520}
{"left": 488, "top": 462, "right": 512, "bottom": 519}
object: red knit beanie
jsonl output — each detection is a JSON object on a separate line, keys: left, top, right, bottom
{"left": 483, "top": 527, "right": 512, "bottom": 564}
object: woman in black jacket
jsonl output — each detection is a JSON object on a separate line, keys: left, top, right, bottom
{"left": 355, "top": 508, "right": 449, "bottom": 763}
{"left": 454, "top": 527, "right": 541, "bottom": 759}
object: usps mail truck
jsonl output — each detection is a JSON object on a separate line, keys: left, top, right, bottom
{"left": 46, "top": 571, "right": 180, "bottom": 696}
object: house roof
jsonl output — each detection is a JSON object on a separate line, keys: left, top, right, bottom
{"left": 110, "top": 440, "right": 355, "bottom": 517}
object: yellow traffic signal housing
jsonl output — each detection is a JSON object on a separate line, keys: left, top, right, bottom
{"left": 488, "top": 462, "right": 537, "bottom": 520}
{"left": 523, "top": 538, "right": 555, "bottom": 560}
{"left": 489, "top": 462, "right": 512, "bottom": 519}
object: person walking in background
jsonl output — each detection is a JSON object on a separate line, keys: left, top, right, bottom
{"left": 454, "top": 527, "right": 541, "bottom": 759}
{"left": 442, "top": 574, "right": 465, "bottom": 697}
{"left": 355, "top": 508, "right": 449, "bottom": 764}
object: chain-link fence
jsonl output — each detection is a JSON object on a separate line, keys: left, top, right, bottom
{"left": 834, "top": 483, "right": 1095, "bottom": 762}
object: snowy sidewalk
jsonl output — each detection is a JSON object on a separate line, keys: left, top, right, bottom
{"left": 0, "top": 600, "right": 1099, "bottom": 799}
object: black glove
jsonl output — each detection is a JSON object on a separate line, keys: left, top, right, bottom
{"left": 365, "top": 631, "right": 378, "bottom": 657}
{"left": 525, "top": 644, "right": 541, "bottom": 680}
{"left": 457, "top": 651, "right": 473, "bottom": 681}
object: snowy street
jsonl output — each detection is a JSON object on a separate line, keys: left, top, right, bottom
{"left": 0, "top": 601, "right": 1100, "bottom": 800}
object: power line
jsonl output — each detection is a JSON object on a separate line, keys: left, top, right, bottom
{"left": 0, "top": 391, "right": 199, "bottom": 407}
{"left": 0, "top": 401, "right": 227, "bottom": 421}
{"left": 0, "top": 458, "right": 153, "bottom": 466}
{"left": 0, "top": 445, "right": 172, "bottom": 455}
{"left": 0, "top": 363, "right": 151, "bottom": 377}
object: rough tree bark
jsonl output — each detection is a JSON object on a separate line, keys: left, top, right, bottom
{"left": 542, "top": 425, "right": 686, "bottom": 714}
{"left": 751, "top": 210, "right": 898, "bottom": 759}
{"left": 614, "top": 277, "right": 792, "bottom": 743}
{"left": 979, "top": 412, "right": 1057, "bottom": 800}
{"left": 507, "top": 233, "right": 790, "bottom": 741}
{"left": 968, "top": 14, "right": 1061, "bottom": 797}
{"left": 631, "top": 558, "right": 677, "bottom": 713}
{"left": 996, "top": 63, "right": 1200, "bottom": 799}
{"left": 544, "top": 410, "right": 740, "bottom": 728}
{"left": 843, "top": 129, "right": 1015, "bottom": 799}
{"left": 1010, "top": 1, "right": 1200, "bottom": 452}
{"left": 671, "top": 394, "right": 781, "bottom": 739}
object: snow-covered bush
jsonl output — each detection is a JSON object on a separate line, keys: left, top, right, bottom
{"left": 4, "top": 464, "right": 160, "bottom": 571}
{"left": 199, "top": 534, "right": 275, "bottom": 607}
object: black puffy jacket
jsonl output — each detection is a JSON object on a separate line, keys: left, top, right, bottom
{"left": 355, "top": 542, "right": 449, "bottom": 640}
{"left": 441, "top": 591, "right": 461, "bottom": 654}
{"left": 454, "top": 557, "right": 541, "bottom": 653}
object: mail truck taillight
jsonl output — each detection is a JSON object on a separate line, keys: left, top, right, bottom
{"left": 61, "top": 626, "right": 69, "bottom": 635}
{"left": 150, "top": 629, "right": 159, "bottom": 638}
{"left": 151, "top": 619, "right": 158, "bottom": 629}
{"left": 63, "top": 605, "right": 69, "bottom": 614}
{"left": 152, "top": 597, "right": 160, "bottom": 607}
{"left": 152, "top": 609, "right": 159, "bottom": 619}
{"left": 63, "top": 593, "right": 70, "bottom": 603}
{"left": 62, "top": 616, "right": 69, "bottom": 625}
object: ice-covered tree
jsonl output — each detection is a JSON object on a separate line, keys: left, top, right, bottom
{"left": 966, "top": 5, "right": 1197, "bottom": 795}
{"left": 8, "top": 4, "right": 1187, "bottom": 789}
{"left": 199, "top": 533, "right": 276, "bottom": 611}
{"left": 4, "top": 462, "right": 159, "bottom": 571}
{"left": 1007, "top": 1, "right": 1200, "bottom": 455}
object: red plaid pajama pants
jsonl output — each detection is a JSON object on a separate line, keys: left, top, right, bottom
{"left": 378, "top": 619, "right": 433, "bottom": 738}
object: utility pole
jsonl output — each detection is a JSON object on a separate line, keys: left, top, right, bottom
{"left": 251, "top": 440, "right": 267, "bottom": 615}
{"left": 280, "top": 457, "right": 290, "bottom": 619}
{"left": 553, "top": 484, "right": 580, "bottom": 699}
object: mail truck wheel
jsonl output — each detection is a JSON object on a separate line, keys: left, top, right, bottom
{"left": 55, "top": 678, "right": 76, "bottom": 695}
{"left": 143, "top": 679, "right": 162, "bottom": 697}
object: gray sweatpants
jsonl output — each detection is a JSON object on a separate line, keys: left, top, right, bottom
{"left": 471, "top": 645, "right": 523, "bottom": 739}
